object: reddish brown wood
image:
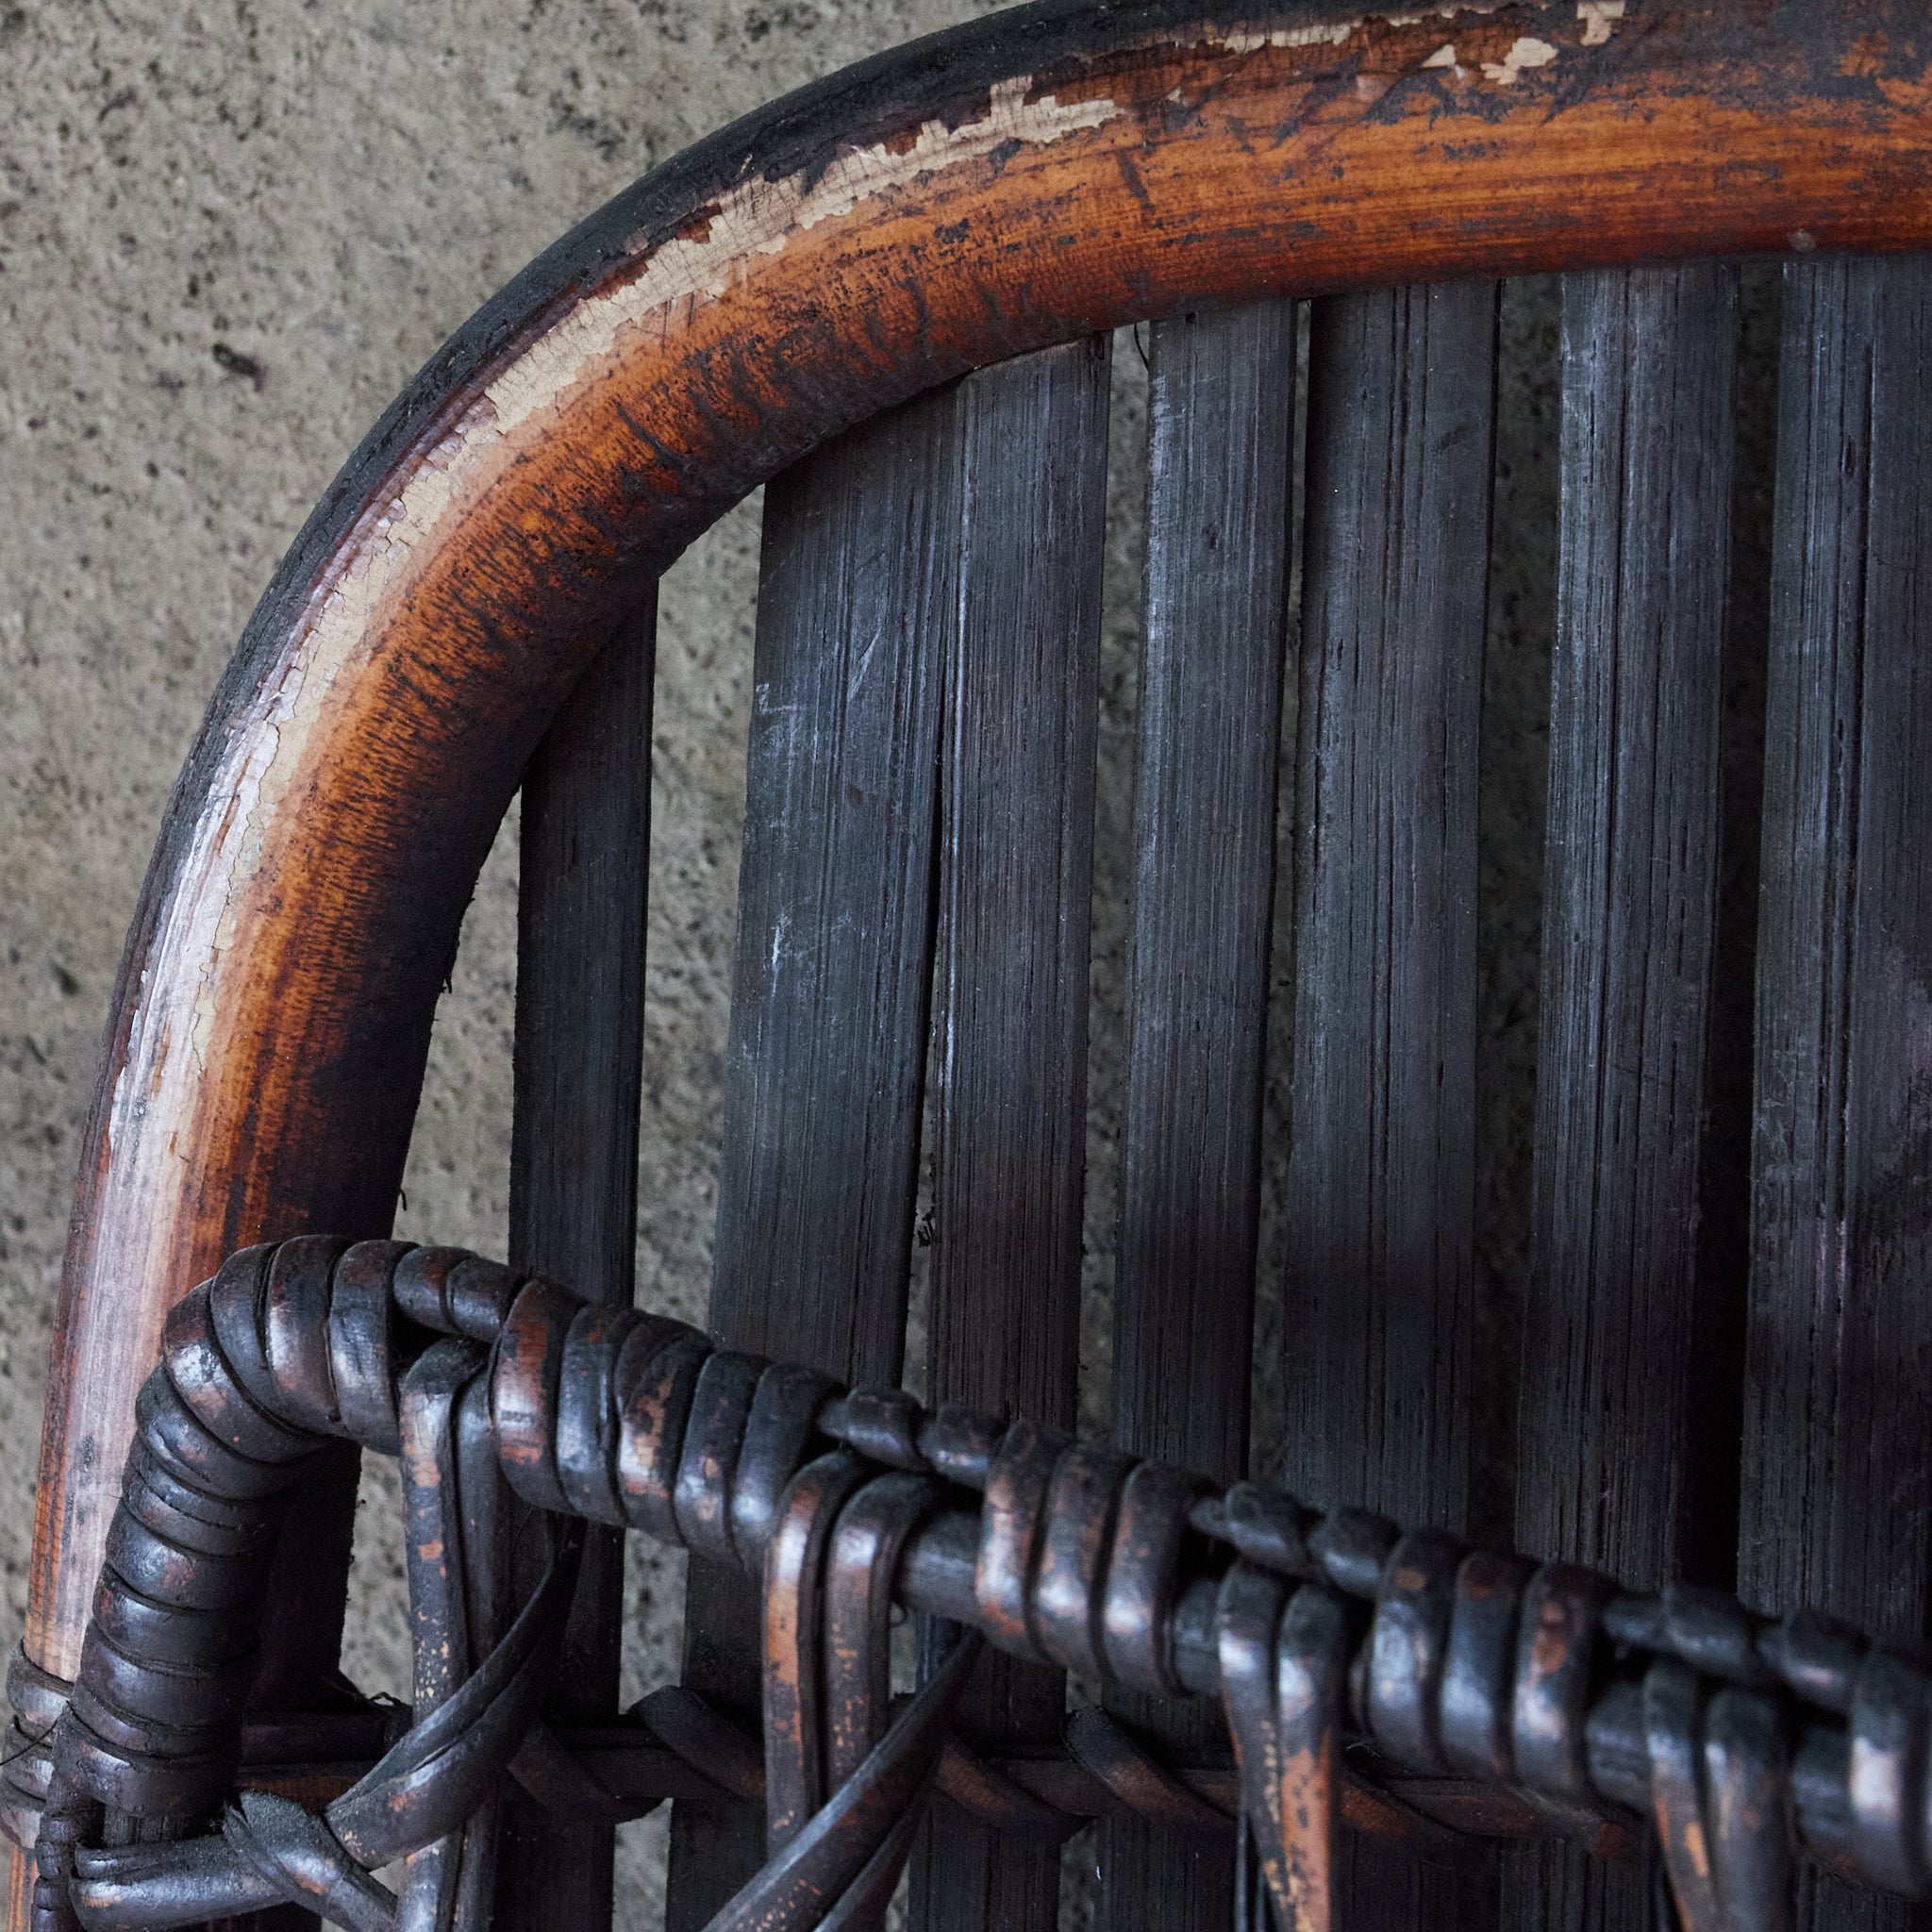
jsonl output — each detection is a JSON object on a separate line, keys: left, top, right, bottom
{"left": 25, "top": 3, "right": 1932, "bottom": 1922}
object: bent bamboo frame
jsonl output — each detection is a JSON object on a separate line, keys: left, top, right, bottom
{"left": 25, "top": 0, "right": 1932, "bottom": 1917}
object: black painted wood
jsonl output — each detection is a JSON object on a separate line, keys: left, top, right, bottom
{"left": 908, "top": 337, "right": 1111, "bottom": 1932}
{"left": 665, "top": 395, "right": 958, "bottom": 1928}
{"left": 1282, "top": 279, "right": 1499, "bottom": 1927}
{"left": 1282, "top": 282, "right": 1496, "bottom": 1517}
{"left": 1098, "top": 299, "right": 1294, "bottom": 1932}
{"left": 1505, "top": 263, "right": 1738, "bottom": 1932}
{"left": 1739, "top": 253, "right": 1932, "bottom": 1932}
{"left": 500, "top": 596, "right": 658, "bottom": 1932}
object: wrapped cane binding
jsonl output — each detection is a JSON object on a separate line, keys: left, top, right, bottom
{"left": 9, "top": 1239, "right": 1927, "bottom": 1932}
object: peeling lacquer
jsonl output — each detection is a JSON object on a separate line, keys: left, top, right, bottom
{"left": 1207, "top": 7, "right": 1603, "bottom": 83}
{"left": 1483, "top": 34, "right": 1559, "bottom": 82}
{"left": 1578, "top": 1, "right": 1625, "bottom": 49}
{"left": 1208, "top": 8, "right": 1477, "bottom": 56}
{"left": 488, "top": 76, "right": 1120, "bottom": 441}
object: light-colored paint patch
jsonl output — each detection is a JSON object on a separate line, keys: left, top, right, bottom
{"left": 1482, "top": 35, "right": 1558, "bottom": 84}
{"left": 181, "top": 717, "right": 286, "bottom": 1079}
{"left": 1208, "top": 8, "right": 1484, "bottom": 55}
{"left": 1212, "top": 20, "right": 1358, "bottom": 50}
{"left": 489, "top": 76, "right": 1120, "bottom": 441}
{"left": 1578, "top": 1, "right": 1625, "bottom": 47}
{"left": 1213, "top": 8, "right": 1538, "bottom": 75}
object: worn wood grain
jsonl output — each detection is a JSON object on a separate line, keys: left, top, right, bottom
{"left": 1505, "top": 263, "right": 1738, "bottom": 1932}
{"left": 1098, "top": 298, "right": 1294, "bottom": 1932}
{"left": 498, "top": 597, "right": 658, "bottom": 1932}
{"left": 1282, "top": 278, "right": 1499, "bottom": 1927}
{"left": 908, "top": 337, "right": 1110, "bottom": 1932}
{"left": 1739, "top": 252, "right": 1932, "bottom": 1932}
{"left": 665, "top": 392, "right": 958, "bottom": 1928}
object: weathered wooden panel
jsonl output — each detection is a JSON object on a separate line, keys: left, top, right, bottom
{"left": 1281, "top": 278, "right": 1499, "bottom": 1925}
{"left": 1100, "top": 298, "right": 1296, "bottom": 1932}
{"left": 1739, "top": 252, "right": 1932, "bottom": 1932}
{"left": 1506, "top": 263, "right": 1738, "bottom": 1932}
{"left": 665, "top": 395, "right": 958, "bottom": 1927}
{"left": 908, "top": 336, "right": 1111, "bottom": 1932}
{"left": 500, "top": 598, "right": 658, "bottom": 1932}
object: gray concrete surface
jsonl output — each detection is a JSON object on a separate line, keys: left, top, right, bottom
{"left": 0, "top": 5, "right": 1626, "bottom": 1924}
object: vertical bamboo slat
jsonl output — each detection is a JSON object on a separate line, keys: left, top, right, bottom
{"left": 1101, "top": 299, "right": 1295, "bottom": 1932}
{"left": 1739, "top": 253, "right": 1932, "bottom": 1932}
{"left": 1505, "top": 264, "right": 1738, "bottom": 1932}
{"left": 1281, "top": 279, "right": 1498, "bottom": 1928}
{"left": 665, "top": 395, "right": 958, "bottom": 1927}
{"left": 500, "top": 598, "right": 658, "bottom": 1932}
{"left": 908, "top": 337, "right": 1111, "bottom": 1932}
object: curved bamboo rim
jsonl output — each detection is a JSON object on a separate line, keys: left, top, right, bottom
{"left": 29, "top": 0, "right": 1932, "bottom": 1710}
